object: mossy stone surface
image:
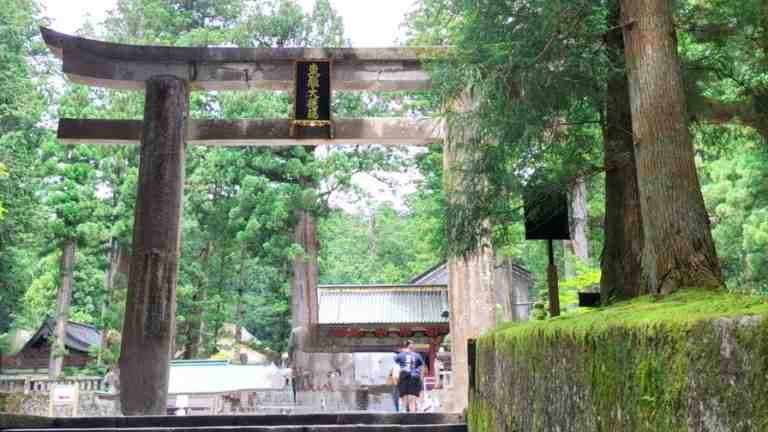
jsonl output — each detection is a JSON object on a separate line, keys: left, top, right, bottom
{"left": 468, "top": 290, "right": 768, "bottom": 432}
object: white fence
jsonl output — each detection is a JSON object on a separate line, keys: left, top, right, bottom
{"left": 0, "top": 376, "right": 107, "bottom": 394}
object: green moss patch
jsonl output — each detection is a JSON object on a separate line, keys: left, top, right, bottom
{"left": 493, "top": 289, "right": 768, "bottom": 337}
{"left": 469, "top": 290, "right": 768, "bottom": 432}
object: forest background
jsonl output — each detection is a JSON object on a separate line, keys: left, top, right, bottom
{"left": 0, "top": 0, "right": 766, "bottom": 371}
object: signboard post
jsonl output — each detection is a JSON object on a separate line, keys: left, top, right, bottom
{"left": 292, "top": 60, "right": 332, "bottom": 138}
{"left": 174, "top": 394, "right": 189, "bottom": 415}
{"left": 523, "top": 186, "right": 570, "bottom": 317}
{"left": 467, "top": 338, "right": 476, "bottom": 400}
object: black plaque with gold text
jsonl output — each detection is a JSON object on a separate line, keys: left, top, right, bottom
{"left": 293, "top": 60, "right": 331, "bottom": 129}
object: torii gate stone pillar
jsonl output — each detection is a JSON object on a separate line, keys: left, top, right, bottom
{"left": 443, "top": 92, "right": 497, "bottom": 411}
{"left": 120, "top": 76, "right": 189, "bottom": 415}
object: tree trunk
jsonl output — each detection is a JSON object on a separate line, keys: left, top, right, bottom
{"left": 209, "top": 250, "right": 229, "bottom": 356}
{"left": 181, "top": 289, "right": 205, "bottom": 360}
{"left": 183, "top": 241, "right": 211, "bottom": 359}
{"left": 119, "top": 76, "right": 189, "bottom": 416}
{"left": 98, "top": 238, "right": 121, "bottom": 365}
{"left": 563, "top": 178, "right": 589, "bottom": 277}
{"left": 234, "top": 248, "right": 247, "bottom": 364}
{"left": 367, "top": 213, "right": 376, "bottom": 258}
{"left": 49, "top": 237, "right": 76, "bottom": 379}
{"left": 600, "top": 3, "right": 644, "bottom": 301}
{"left": 288, "top": 207, "right": 320, "bottom": 392}
{"left": 620, "top": 0, "right": 723, "bottom": 294}
{"left": 183, "top": 292, "right": 204, "bottom": 359}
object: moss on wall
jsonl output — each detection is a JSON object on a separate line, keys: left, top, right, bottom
{"left": 0, "top": 412, "right": 53, "bottom": 429}
{"left": 468, "top": 290, "right": 768, "bottom": 432}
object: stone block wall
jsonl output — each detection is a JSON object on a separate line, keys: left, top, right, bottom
{"left": 0, "top": 391, "right": 119, "bottom": 417}
{"left": 469, "top": 315, "right": 768, "bottom": 432}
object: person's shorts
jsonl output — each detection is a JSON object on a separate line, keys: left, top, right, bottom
{"left": 397, "top": 371, "right": 422, "bottom": 397}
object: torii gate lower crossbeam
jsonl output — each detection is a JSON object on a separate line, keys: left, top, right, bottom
{"left": 57, "top": 117, "right": 443, "bottom": 147}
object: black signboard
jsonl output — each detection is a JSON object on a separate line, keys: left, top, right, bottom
{"left": 293, "top": 60, "right": 331, "bottom": 127}
{"left": 523, "top": 187, "right": 570, "bottom": 240}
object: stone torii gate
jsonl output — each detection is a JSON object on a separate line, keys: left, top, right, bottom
{"left": 42, "top": 27, "right": 494, "bottom": 414}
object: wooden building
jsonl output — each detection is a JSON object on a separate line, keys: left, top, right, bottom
{"left": 1, "top": 319, "right": 101, "bottom": 374}
{"left": 316, "top": 282, "right": 450, "bottom": 375}
{"left": 314, "top": 264, "right": 453, "bottom": 382}
{"left": 311, "top": 261, "right": 532, "bottom": 380}
{"left": 165, "top": 360, "right": 292, "bottom": 415}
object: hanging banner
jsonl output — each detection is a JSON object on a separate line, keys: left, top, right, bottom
{"left": 293, "top": 60, "right": 332, "bottom": 128}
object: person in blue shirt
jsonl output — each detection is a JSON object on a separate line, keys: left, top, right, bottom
{"left": 394, "top": 340, "right": 425, "bottom": 412}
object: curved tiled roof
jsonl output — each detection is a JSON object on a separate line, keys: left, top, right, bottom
{"left": 409, "top": 261, "right": 532, "bottom": 285}
{"left": 23, "top": 318, "right": 101, "bottom": 353}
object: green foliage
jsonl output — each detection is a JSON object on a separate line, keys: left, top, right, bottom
{"left": 403, "top": 0, "right": 458, "bottom": 46}
{"left": 318, "top": 202, "right": 443, "bottom": 285}
{"left": 678, "top": 0, "right": 768, "bottom": 110}
{"left": 0, "top": 0, "right": 48, "bottom": 332}
{"left": 559, "top": 262, "right": 600, "bottom": 294}
{"left": 530, "top": 262, "right": 601, "bottom": 320}
{"left": 408, "top": 145, "right": 447, "bottom": 257}
{"left": 304, "top": 0, "right": 347, "bottom": 47}
{"left": 697, "top": 124, "right": 768, "bottom": 294}
{"left": 530, "top": 302, "right": 547, "bottom": 321}
{"left": 0, "top": 162, "right": 8, "bottom": 221}
{"left": 494, "top": 289, "right": 768, "bottom": 335}
{"left": 404, "top": 0, "right": 611, "bottom": 257}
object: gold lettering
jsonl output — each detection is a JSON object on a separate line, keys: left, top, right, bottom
{"left": 306, "top": 62, "right": 322, "bottom": 120}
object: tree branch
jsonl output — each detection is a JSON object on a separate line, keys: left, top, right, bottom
{"left": 688, "top": 95, "right": 754, "bottom": 127}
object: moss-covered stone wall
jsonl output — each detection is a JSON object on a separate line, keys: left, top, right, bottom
{"left": 468, "top": 290, "right": 768, "bottom": 432}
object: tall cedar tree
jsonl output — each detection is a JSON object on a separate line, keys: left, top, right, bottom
{"left": 600, "top": 2, "right": 643, "bottom": 301}
{"left": 620, "top": 0, "right": 723, "bottom": 293}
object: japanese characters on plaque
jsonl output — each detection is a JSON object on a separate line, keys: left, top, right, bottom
{"left": 293, "top": 60, "right": 331, "bottom": 129}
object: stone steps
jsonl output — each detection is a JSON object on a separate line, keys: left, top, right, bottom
{"left": 0, "top": 414, "right": 467, "bottom": 432}
{"left": 6, "top": 426, "right": 466, "bottom": 432}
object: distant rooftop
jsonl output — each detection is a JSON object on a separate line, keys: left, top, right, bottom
{"left": 318, "top": 284, "right": 448, "bottom": 325}
{"left": 409, "top": 262, "right": 449, "bottom": 285}
{"left": 317, "top": 261, "right": 531, "bottom": 327}
{"left": 24, "top": 318, "right": 101, "bottom": 353}
{"left": 408, "top": 261, "right": 532, "bottom": 286}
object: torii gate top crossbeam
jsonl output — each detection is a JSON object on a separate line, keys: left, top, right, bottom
{"left": 41, "top": 28, "right": 445, "bottom": 92}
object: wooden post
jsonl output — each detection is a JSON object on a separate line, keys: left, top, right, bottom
{"left": 547, "top": 239, "right": 561, "bottom": 317}
{"left": 467, "top": 339, "right": 477, "bottom": 397}
{"left": 119, "top": 76, "right": 189, "bottom": 416}
{"left": 72, "top": 383, "right": 79, "bottom": 417}
{"left": 48, "top": 386, "right": 54, "bottom": 417}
